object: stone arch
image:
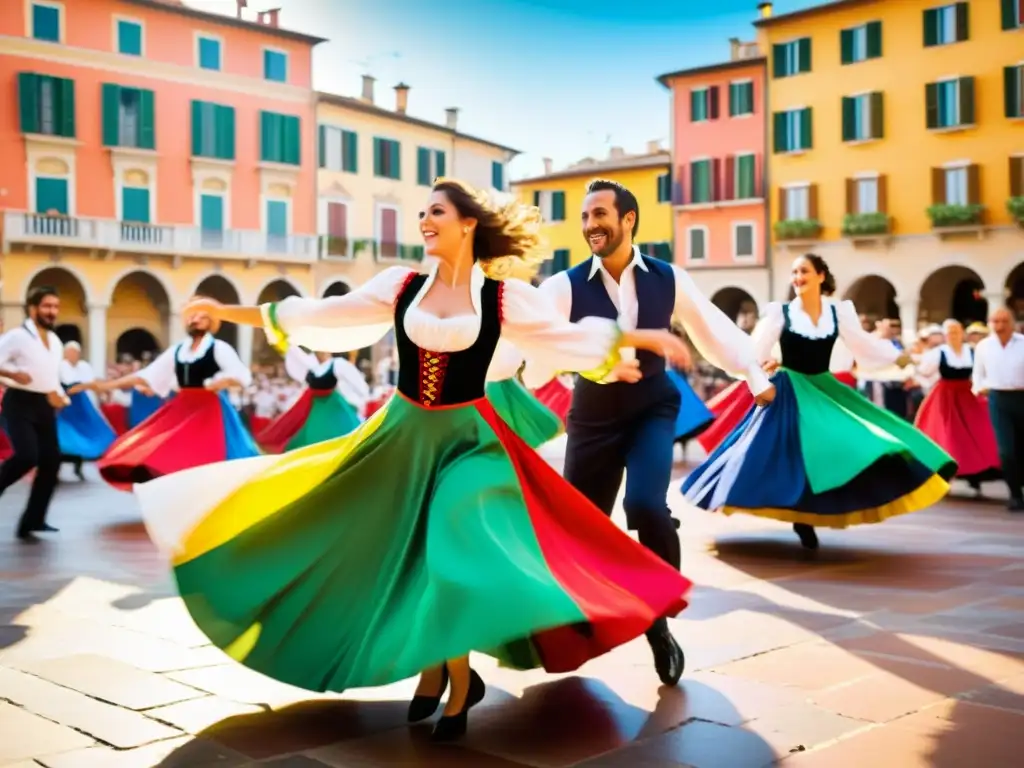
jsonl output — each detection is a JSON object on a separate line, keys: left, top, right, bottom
{"left": 115, "top": 328, "right": 160, "bottom": 360}
{"left": 107, "top": 271, "right": 172, "bottom": 364}
{"left": 25, "top": 266, "right": 89, "bottom": 352}
{"left": 322, "top": 279, "right": 352, "bottom": 298}
{"left": 35, "top": 157, "right": 69, "bottom": 176}
{"left": 122, "top": 168, "right": 150, "bottom": 187}
{"left": 918, "top": 265, "right": 987, "bottom": 326}
{"left": 711, "top": 287, "right": 759, "bottom": 332}
{"left": 1006, "top": 262, "right": 1024, "bottom": 320}
{"left": 194, "top": 274, "right": 243, "bottom": 348}
{"left": 253, "top": 279, "right": 302, "bottom": 364}
{"left": 844, "top": 275, "right": 899, "bottom": 324}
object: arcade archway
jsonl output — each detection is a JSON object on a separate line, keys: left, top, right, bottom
{"left": 195, "top": 275, "right": 242, "bottom": 349}
{"left": 844, "top": 275, "right": 899, "bottom": 323}
{"left": 254, "top": 280, "right": 301, "bottom": 364}
{"left": 1006, "top": 262, "right": 1024, "bottom": 320}
{"left": 26, "top": 267, "right": 87, "bottom": 351}
{"left": 919, "top": 266, "right": 987, "bottom": 326}
{"left": 108, "top": 271, "right": 171, "bottom": 362}
{"left": 116, "top": 328, "right": 160, "bottom": 360}
{"left": 711, "top": 287, "right": 758, "bottom": 332}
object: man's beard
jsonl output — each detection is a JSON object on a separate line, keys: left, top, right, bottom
{"left": 187, "top": 326, "right": 207, "bottom": 338}
{"left": 588, "top": 228, "right": 624, "bottom": 259}
{"left": 35, "top": 314, "right": 57, "bottom": 330}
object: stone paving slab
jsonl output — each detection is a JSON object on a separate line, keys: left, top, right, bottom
{"left": 1, "top": 461, "right": 1023, "bottom": 766}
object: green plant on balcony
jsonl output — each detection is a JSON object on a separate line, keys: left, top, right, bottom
{"left": 925, "top": 203, "right": 984, "bottom": 228}
{"left": 351, "top": 238, "right": 374, "bottom": 256}
{"left": 323, "top": 235, "right": 349, "bottom": 257}
{"left": 774, "top": 219, "right": 822, "bottom": 240}
{"left": 1007, "top": 196, "right": 1024, "bottom": 224}
{"left": 841, "top": 212, "right": 889, "bottom": 237}
{"left": 397, "top": 243, "right": 425, "bottom": 261}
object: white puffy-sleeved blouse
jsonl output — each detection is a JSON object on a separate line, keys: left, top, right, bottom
{"left": 486, "top": 340, "right": 526, "bottom": 382}
{"left": 916, "top": 343, "right": 973, "bottom": 378}
{"left": 137, "top": 334, "right": 253, "bottom": 398}
{"left": 752, "top": 297, "right": 900, "bottom": 373}
{"left": 283, "top": 346, "right": 371, "bottom": 409}
{"left": 263, "top": 264, "right": 621, "bottom": 380}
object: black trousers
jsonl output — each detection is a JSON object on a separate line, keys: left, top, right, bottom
{"left": 989, "top": 390, "right": 1024, "bottom": 501}
{"left": 563, "top": 373, "right": 681, "bottom": 571}
{"left": 0, "top": 389, "right": 61, "bottom": 533}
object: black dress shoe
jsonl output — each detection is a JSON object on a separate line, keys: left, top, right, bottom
{"left": 33, "top": 524, "right": 59, "bottom": 533}
{"left": 646, "top": 619, "right": 685, "bottom": 686}
{"left": 794, "top": 523, "right": 819, "bottom": 549}
{"left": 1008, "top": 498, "right": 1024, "bottom": 512}
{"left": 408, "top": 665, "right": 449, "bottom": 723}
{"left": 431, "top": 669, "right": 485, "bottom": 742}
{"left": 16, "top": 530, "right": 40, "bottom": 544}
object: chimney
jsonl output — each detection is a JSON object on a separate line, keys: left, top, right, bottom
{"left": 394, "top": 82, "right": 409, "bottom": 114}
{"left": 236, "top": 0, "right": 247, "bottom": 19}
{"left": 257, "top": 8, "right": 280, "bottom": 27}
{"left": 445, "top": 107, "right": 459, "bottom": 130}
{"left": 542, "top": 157, "right": 553, "bottom": 175}
{"left": 729, "top": 36, "right": 740, "bottom": 60}
{"left": 646, "top": 139, "right": 661, "bottom": 154}
{"left": 608, "top": 146, "right": 625, "bottom": 159}
{"left": 757, "top": 1, "right": 773, "bottom": 18}
{"left": 361, "top": 74, "right": 375, "bottom": 104}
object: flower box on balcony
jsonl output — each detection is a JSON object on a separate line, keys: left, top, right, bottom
{"left": 774, "top": 219, "right": 822, "bottom": 245}
{"left": 841, "top": 212, "right": 889, "bottom": 236}
{"left": 1008, "top": 196, "right": 1024, "bottom": 225}
{"left": 926, "top": 203, "right": 985, "bottom": 239}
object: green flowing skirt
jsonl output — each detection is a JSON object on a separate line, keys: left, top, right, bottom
{"left": 286, "top": 391, "right": 361, "bottom": 451}
{"left": 485, "top": 378, "right": 562, "bottom": 448}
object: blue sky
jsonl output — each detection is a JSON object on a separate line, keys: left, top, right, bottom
{"left": 193, "top": 0, "right": 823, "bottom": 178}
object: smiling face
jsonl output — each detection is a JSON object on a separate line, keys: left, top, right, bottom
{"left": 790, "top": 257, "right": 825, "bottom": 298}
{"left": 945, "top": 322, "right": 964, "bottom": 347}
{"left": 581, "top": 189, "right": 629, "bottom": 258}
{"left": 419, "top": 190, "right": 473, "bottom": 258}
{"left": 29, "top": 293, "right": 60, "bottom": 330}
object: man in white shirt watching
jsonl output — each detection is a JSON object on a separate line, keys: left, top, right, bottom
{"left": 973, "top": 307, "right": 1024, "bottom": 512}
{"left": 0, "top": 286, "right": 70, "bottom": 542}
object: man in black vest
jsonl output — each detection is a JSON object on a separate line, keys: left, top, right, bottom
{"left": 525, "top": 179, "right": 775, "bottom": 685}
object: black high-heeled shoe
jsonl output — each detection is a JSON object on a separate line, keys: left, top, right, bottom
{"left": 407, "top": 665, "right": 449, "bottom": 723}
{"left": 793, "top": 523, "right": 819, "bottom": 550}
{"left": 431, "top": 669, "right": 485, "bottom": 742}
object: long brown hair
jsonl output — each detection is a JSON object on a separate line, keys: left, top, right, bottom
{"left": 431, "top": 178, "right": 546, "bottom": 278}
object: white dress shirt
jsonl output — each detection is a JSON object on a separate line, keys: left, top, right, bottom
{"left": 0, "top": 320, "right": 65, "bottom": 395}
{"left": 524, "top": 247, "right": 772, "bottom": 395}
{"left": 973, "top": 333, "right": 1024, "bottom": 392}
{"left": 136, "top": 334, "right": 253, "bottom": 398}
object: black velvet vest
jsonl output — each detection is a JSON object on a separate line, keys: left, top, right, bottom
{"left": 779, "top": 304, "right": 837, "bottom": 375}
{"left": 393, "top": 273, "right": 502, "bottom": 406}
{"left": 305, "top": 363, "right": 339, "bottom": 391}
{"left": 939, "top": 348, "right": 973, "bottom": 381}
{"left": 174, "top": 340, "right": 221, "bottom": 388}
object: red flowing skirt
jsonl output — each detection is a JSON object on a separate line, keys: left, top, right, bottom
{"left": 533, "top": 377, "right": 572, "bottom": 426}
{"left": 255, "top": 389, "right": 321, "bottom": 454}
{"left": 249, "top": 415, "right": 272, "bottom": 436}
{"left": 0, "top": 404, "right": 11, "bottom": 461}
{"left": 100, "top": 403, "right": 129, "bottom": 435}
{"left": 914, "top": 379, "right": 1001, "bottom": 480}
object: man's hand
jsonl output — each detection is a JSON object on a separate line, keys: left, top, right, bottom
{"left": 895, "top": 352, "right": 912, "bottom": 368}
{"left": 754, "top": 384, "right": 776, "bottom": 407}
{"left": 610, "top": 359, "right": 642, "bottom": 384}
{"left": 47, "top": 391, "right": 69, "bottom": 410}
{"left": 67, "top": 383, "right": 87, "bottom": 395}
{"left": 5, "top": 371, "right": 32, "bottom": 386}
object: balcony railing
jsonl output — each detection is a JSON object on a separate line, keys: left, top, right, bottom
{"left": 1, "top": 212, "right": 318, "bottom": 263}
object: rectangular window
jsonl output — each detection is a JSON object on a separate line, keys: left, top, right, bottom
{"left": 924, "top": 3, "right": 968, "bottom": 47}
{"left": 35, "top": 177, "right": 68, "bottom": 215}
{"left": 856, "top": 177, "right": 879, "bottom": 214}
{"left": 728, "top": 81, "right": 754, "bottom": 116}
{"left": 18, "top": 73, "right": 75, "bottom": 138}
{"left": 491, "top": 161, "right": 505, "bottom": 190}
{"left": 1010, "top": 156, "right": 1024, "bottom": 197}
{"left": 735, "top": 154, "right": 756, "bottom": 199}
{"left": 102, "top": 84, "right": 155, "bottom": 149}
{"left": 773, "top": 107, "right": 813, "bottom": 153}
{"left": 734, "top": 223, "right": 754, "bottom": 258}
{"left": 656, "top": 172, "right": 671, "bottom": 203}
{"left": 122, "top": 186, "right": 150, "bottom": 223}
{"left": 267, "top": 200, "right": 287, "bottom": 235}
{"left": 319, "top": 125, "right": 357, "bottom": 172}
{"left": 689, "top": 86, "right": 719, "bottom": 122}
{"left": 687, "top": 228, "right": 707, "bottom": 261}
{"left": 784, "top": 186, "right": 810, "bottom": 220}
{"left": 550, "top": 190, "right": 566, "bottom": 221}
{"left": 117, "top": 19, "right": 143, "bottom": 56}
{"left": 260, "top": 111, "right": 301, "bottom": 165}
{"left": 690, "top": 159, "right": 712, "bottom": 203}
{"left": 373, "top": 137, "right": 401, "bottom": 179}
{"left": 32, "top": 3, "right": 61, "bottom": 42}
{"left": 191, "top": 100, "right": 235, "bottom": 160}
{"left": 944, "top": 167, "right": 968, "bottom": 205}
{"left": 264, "top": 50, "right": 288, "bottom": 83}
{"left": 552, "top": 248, "right": 570, "bottom": 273}
{"left": 926, "top": 77, "right": 974, "bottom": 129}
{"left": 325, "top": 201, "right": 348, "bottom": 256}
{"left": 1002, "top": 0, "right": 1024, "bottom": 29}
{"left": 199, "top": 193, "right": 224, "bottom": 248}
{"left": 841, "top": 21, "right": 882, "bottom": 64}
{"left": 772, "top": 37, "right": 811, "bottom": 78}
{"left": 416, "top": 147, "right": 446, "bottom": 186}
{"left": 842, "top": 92, "right": 883, "bottom": 141}
{"left": 1005, "top": 65, "right": 1024, "bottom": 118}
{"left": 198, "top": 36, "right": 221, "bottom": 70}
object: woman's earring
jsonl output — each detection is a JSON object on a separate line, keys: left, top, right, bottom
{"left": 463, "top": 226, "right": 469, "bottom": 234}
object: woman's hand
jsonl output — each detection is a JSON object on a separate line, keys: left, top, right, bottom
{"left": 622, "top": 330, "right": 692, "bottom": 370}
{"left": 184, "top": 297, "right": 224, "bottom": 322}
{"left": 895, "top": 352, "right": 912, "bottom": 368}
{"left": 762, "top": 359, "right": 781, "bottom": 374}
{"left": 66, "top": 383, "right": 88, "bottom": 395}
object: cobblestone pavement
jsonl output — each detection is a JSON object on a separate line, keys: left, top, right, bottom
{"left": 1, "top": 443, "right": 1023, "bottom": 767}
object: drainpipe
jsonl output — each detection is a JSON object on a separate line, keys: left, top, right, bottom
{"left": 762, "top": 65, "right": 773, "bottom": 302}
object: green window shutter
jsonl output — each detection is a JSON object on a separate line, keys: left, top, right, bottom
{"left": 841, "top": 96, "right": 855, "bottom": 141}
{"left": 191, "top": 100, "right": 203, "bottom": 155}
{"left": 800, "top": 108, "right": 812, "bottom": 149}
{"left": 200, "top": 194, "right": 223, "bottom": 231}
{"left": 869, "top": 91, "right": 884, "bottom": 138}
{"left": 553, "top": 191, "right": 566, "bottom": 220}
{"left": 840, "top": 29, "right": 853, "bottom": 64}
{"left": 925, "top": 83, "right": 939, "bottom": 128}
{"left": 491, "top": 161, "right": 503, "bottom": 190}
{"left": 435, "top": 150, "right": 445, "bottom": 178}
{"left": 959, "top": 76, "right": 975, "bottom": 125}
{"left": 56, "top": 77, "right": 75, "bottom": 138}
{"left": 866, "top": 21, "right": 882, "bottom": 58}
{"left": 1005, "top": 66, "right": 1021, "bottom": 118}
{"left": 318, "top": 125, "right": 326, "bottom": 168}
{"left": 285, "top": 115, "right": 300, "bottom": 164}
{"left": 101, "top": 83, "right": 120, "bottom": 146}
{"left": 36, "top": 177, "right": 68, "bottom": 215}
{"left": 955, "top": 2, "right": 969, "bottom": 40}
{"left": 260, "top": 111, "right": 273, "bottom": 161}
{"left": 18, "top": 73, "right": 40, "bottom": 134}
{"left": 118, "top": 20, "right": 142, "bottom": 56}
{"left": 343, "top": 130, "right": 357, "bottom": 172}
{"left": 389, "top": 140, "right": 401, "bottom": 179}
{"left": 923, "top": 9, "right": 937, "bottom": 46}
{"left": 33, "top": 5, "right": 60, "bottom": 42}
{"left": 122, "top": 187, "right": 150, "bottom": 223}
{"left": 532, "top": 191, "right": 540, "bottom": 207}
{"left": 772, "top": 43, "right": 785, "bottom": 78}
{"left": 267, "top": 200, "right": 287, "bottom": 236}
{"left": 138, "top": 89, "right": 154, "bottom": 149}
{"left": 416, "top": 147, "right": 430, "bottom": 185}
{"left": 373, "top": 138, "right": 382, "bottom": 176}
{"left": 689, "top": 89, "right": 700, "bottom": 120}
{"left": 215, "top": 105, "right": 234, "bottom": 160}
{"left": 798, "top": 38, "right": 811, "bottom": 72}
{"left": 773, "top": 111, "right": 787, "bottom": 152}
{"left": 1003, "top": 0, "right": 1019, "bottom": 29}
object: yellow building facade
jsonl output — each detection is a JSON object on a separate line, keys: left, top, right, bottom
{"left": 757, "top": 0, "right": 1024, "bottom": 334}
{"left": 511, "top": 147, "right": 673, "bottom": 274}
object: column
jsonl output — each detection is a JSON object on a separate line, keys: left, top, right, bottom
{"left": 236, "top": 324, "right": 253, "bottom": 368}
{"left": 897, "top": 296, "right": 919, "bottom": 348}
{"left": 167, "top": 311, "right": 182, "bottom": 339}
{"left": 87, "top": 303, "right": 108, "bottom": 374}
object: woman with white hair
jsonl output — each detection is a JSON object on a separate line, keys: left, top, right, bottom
{"left": 56, "top": 341, "right": 116, "bottom": 479}
{"left": 913, "top": 319, "right": 1001, "bottom": 491}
